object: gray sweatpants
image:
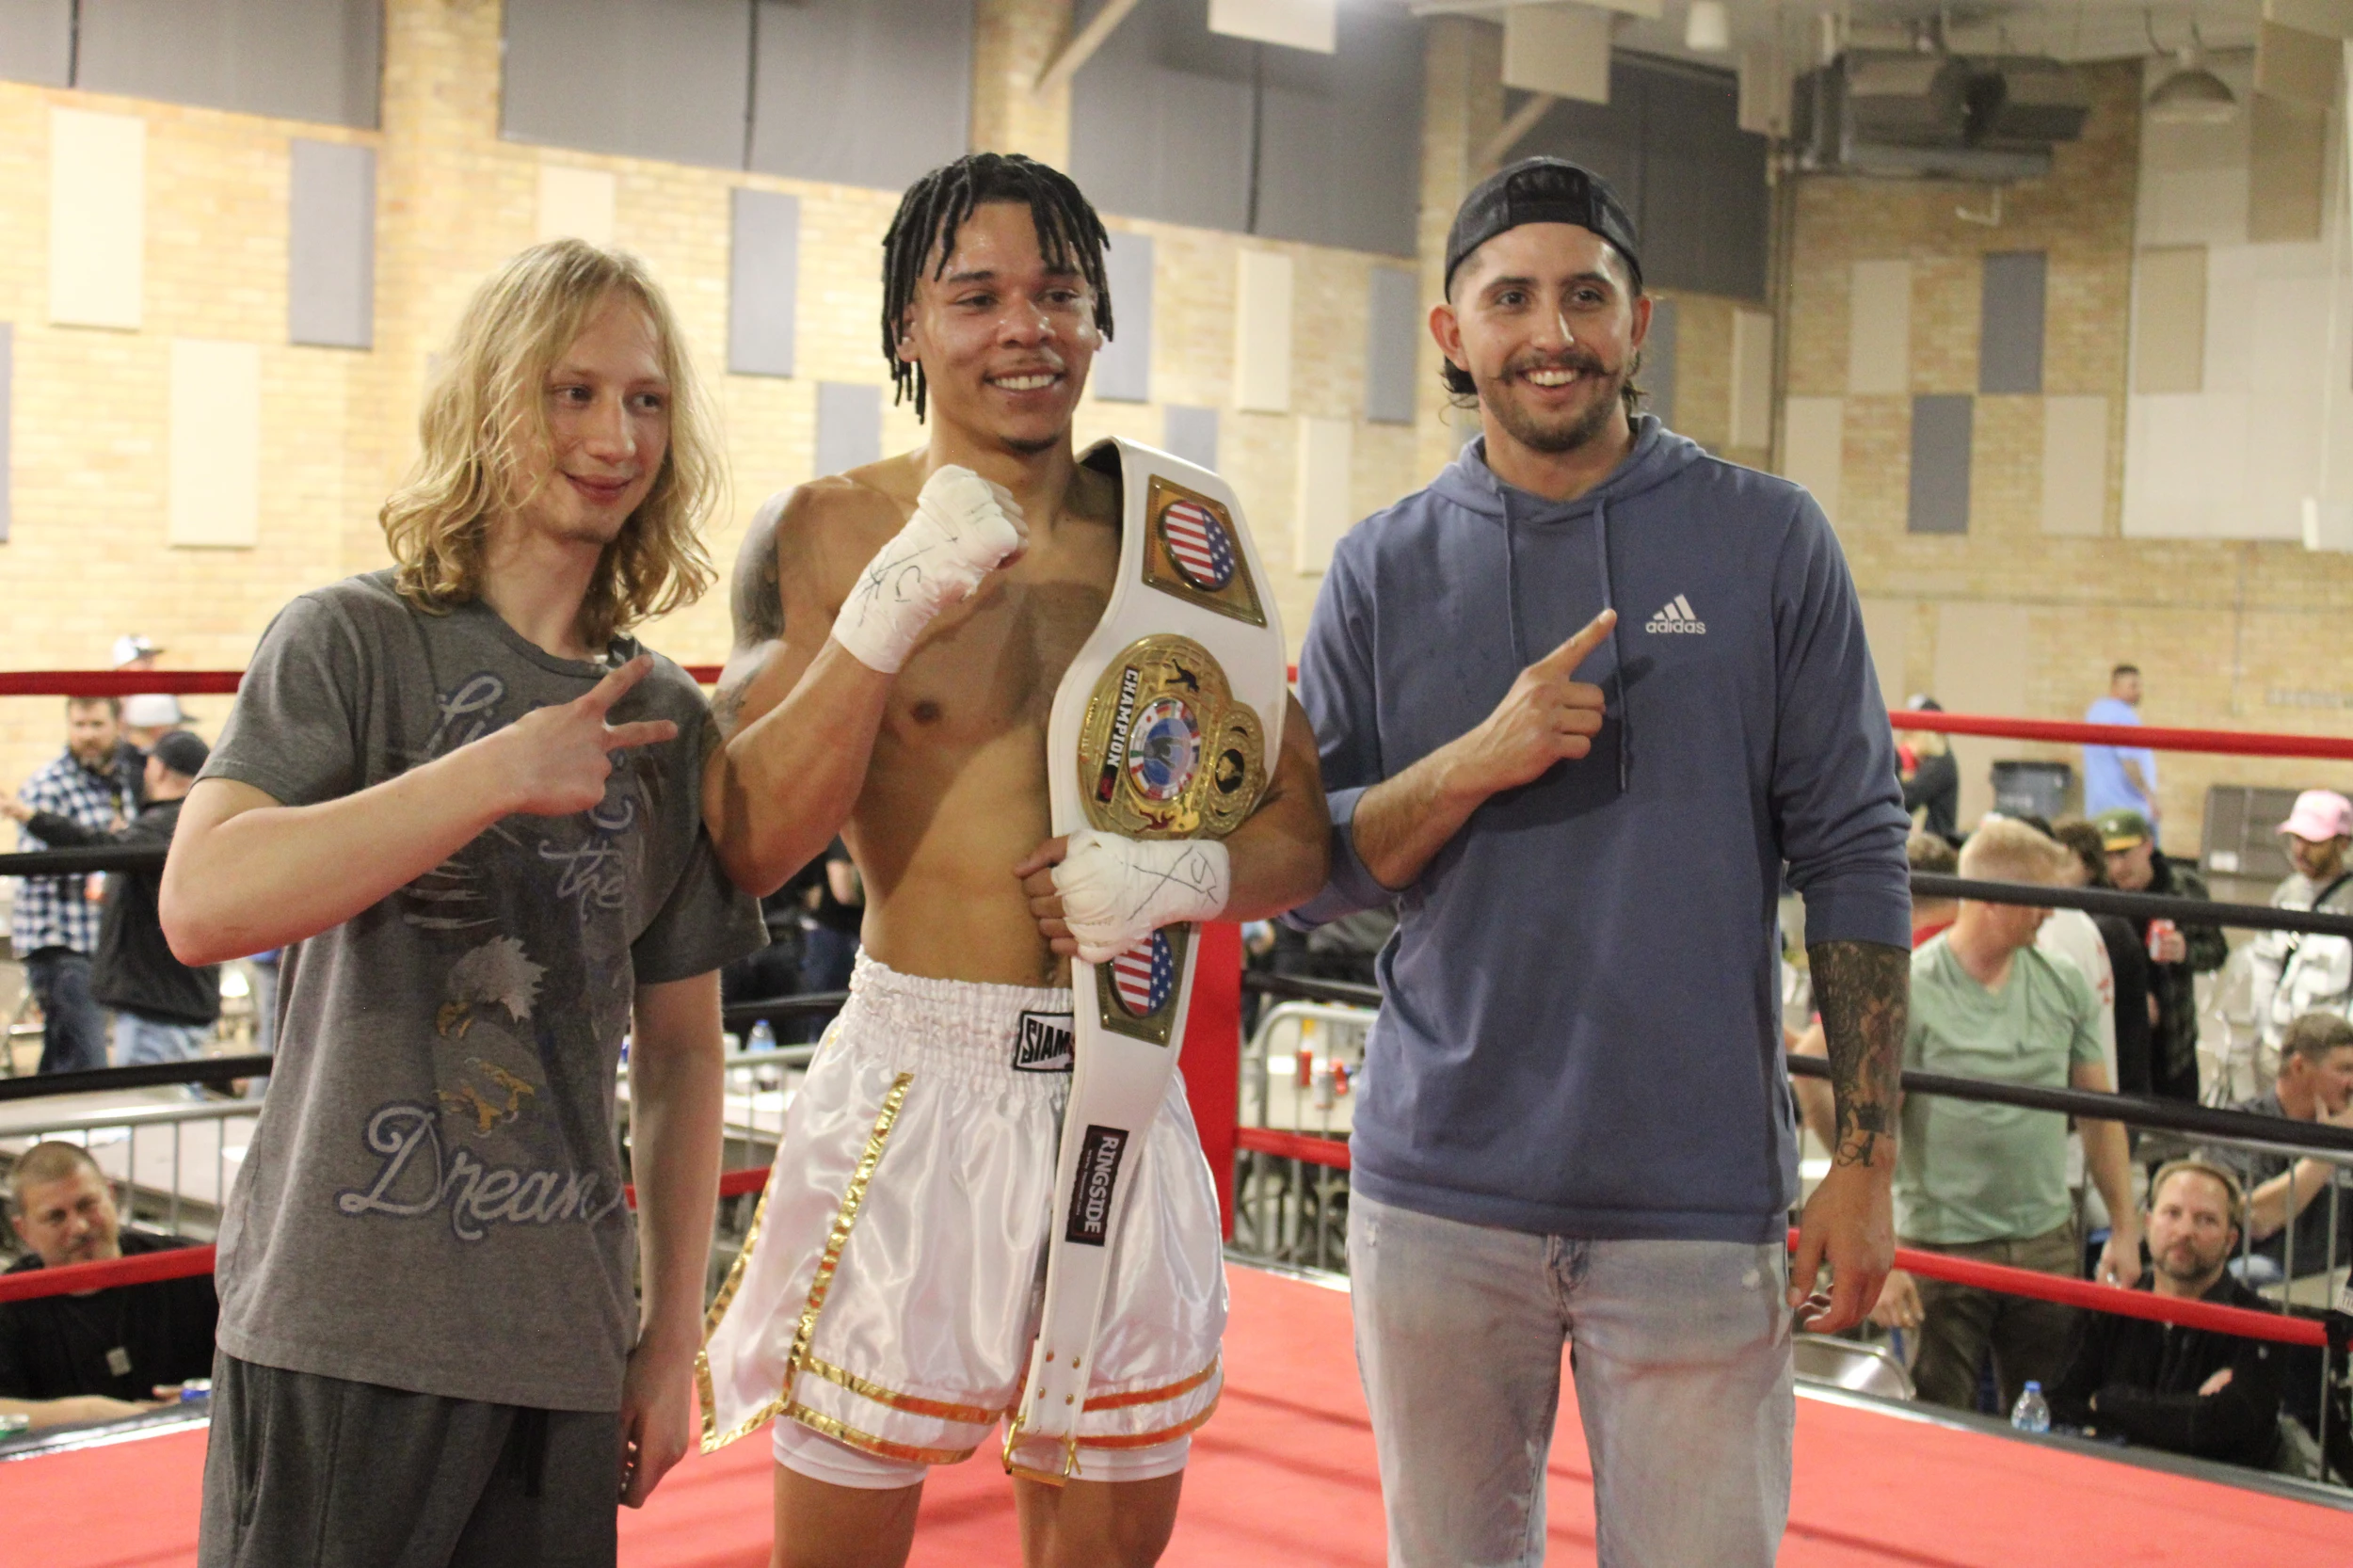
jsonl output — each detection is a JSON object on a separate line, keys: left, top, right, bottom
{"left": 198, "top": 1353, "right": 621, "bottom": 1568}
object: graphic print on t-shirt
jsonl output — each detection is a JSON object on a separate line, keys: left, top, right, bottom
{"left": 333, "top": 668, "right": 648, "bottom": 1246}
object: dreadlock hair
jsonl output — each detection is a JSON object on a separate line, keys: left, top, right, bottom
{"left": 880, "top": 152, "right": 1114, "bottom": 421}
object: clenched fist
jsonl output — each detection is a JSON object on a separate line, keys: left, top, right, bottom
{"left": 830, "top": 464, "right": 1028, "bottom": 674}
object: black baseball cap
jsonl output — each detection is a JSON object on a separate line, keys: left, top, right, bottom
{"left": 151, "top": 729, "right": 211, "bottom": 778}
{"left": 1444, "top": 157, "right": 1642, "bottom": 297}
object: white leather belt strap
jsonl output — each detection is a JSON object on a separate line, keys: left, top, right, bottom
{"left": 1003, "top": 438, "right": 1287, "bottom": 1482}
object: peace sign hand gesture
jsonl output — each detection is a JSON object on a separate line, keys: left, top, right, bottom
{"left": 488, "top": 655, "right": 679, "bottom": 818}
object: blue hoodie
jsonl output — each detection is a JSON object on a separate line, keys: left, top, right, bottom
{"left": 1290, "top": 419, "right": 1910, "bottom": 1243}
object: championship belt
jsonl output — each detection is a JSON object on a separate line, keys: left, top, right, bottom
{"left": 1002, "top": 438, "right": 1287, "bottom": 1482}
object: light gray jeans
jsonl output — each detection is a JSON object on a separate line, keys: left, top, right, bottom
{"left": 1348, "top": 1192, "right": 1794, "bottom": 1568}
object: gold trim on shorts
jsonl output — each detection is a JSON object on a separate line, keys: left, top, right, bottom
{"left": 802, "top": 1354, "right": 1004, "bottom": 1427}
{"left": 1080, "top": 1357, "right": 1221, "bottom": 1414}
{"left": 697, "top": 1070, "right": 916, "bottom": 1453}
{"left": 782, "top": 1402, "right": 979, "bottom": 1467}
{"left": 1077, "top": 1394, "right": 1223, "bottom": 1452}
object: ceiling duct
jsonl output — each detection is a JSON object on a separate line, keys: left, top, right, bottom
{"left": 1792, "top": 50, "right": 2089, "bottom": 182}
{"left": 1967, "top": 56, "right": 2093, "bottom": 148}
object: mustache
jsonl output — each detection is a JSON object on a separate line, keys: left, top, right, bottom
{"left": 1505, "top": 350, "right": 1613, "bottom": 381}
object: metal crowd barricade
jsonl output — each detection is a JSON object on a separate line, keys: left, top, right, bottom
{"left": 1231, "top": 990, "right": 1374, "bottom": 1273}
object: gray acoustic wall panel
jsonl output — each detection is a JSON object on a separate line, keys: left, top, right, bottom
{"left": 1069, "top": 0, "right": 1255, "bottom": 235}
{"left": 78, "top": 0, "right": 380, "bottom": 128}
{"left": 1254, "top": 5, "right": 1423, "bottom": 257}
{"left": 504, "top": 0, "right": 750, "bottom": 169}
{"left": 729, "top": 189, "right": 800, "bottom": 378}
{"left": 1093, "top": 232, "right": 1155, "bottom": 404}
{"left": 1642, "top": 296, "right": 1679, "bottom": 428}
{"left": 288, "top": 140, "right": 375, "bottom": 349}
{"left": 1364, "top": 264, "right": 1420, "bottom": 424}
{"left": 1908, "top": 395, "right": 1974, "bottom": 535}
{"left": 1978, "top": 250, "right": 2047, "bottom": 395}
{"left": 1517, "top": 57, "right": 1769, "bottom": 301}
{"left": 815, "top": 383, "right": 883, "bottom": 478}
{"left": 0, "top": 0, "right": 72, "bottom": 86}
{"left": 1163, "top": 406, "right": 1219, "bottom": 473}
{"left": 0, "top": 321, "right": 11, "bottom": 542}
{"left": 750, "top": 0, "right": 972, "bottom": 192}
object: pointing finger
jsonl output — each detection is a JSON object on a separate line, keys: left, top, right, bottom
{"left": 581, "top": 653, "right": 656, "bottom": 716}
{"left": 602, "top": 718, "right": 679, "bottom": 752}
{"left": 1533, "top": 609, "right": 1618, "bottom": 674}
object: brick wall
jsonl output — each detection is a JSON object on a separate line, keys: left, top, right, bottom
{"left": 0, "top": 1, "right": 1770, "bottom": 804}
{"left": 1785, "top": 60, "right": 2353, "bottom": 849}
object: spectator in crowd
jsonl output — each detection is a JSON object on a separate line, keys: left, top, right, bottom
{"left": 1898, "top": 697, "right": 1960, "bottom": 842}
{"left": 2248, "top": 791, "right": 2353, "bottom": 1066}
{"left": 719, "top": 886, "right": 808, "bottom": 1025}
{"left": 2052, "top": 817, "right": 2153, "bottom": 1096}
{"left": 1870, "top": 820, "right": 2141, "bottom": 1414}
{"left": 8, "top": 696, "right": 129, "bottom": 1074}
{"left": 2084, "top": 664, "right": 2157, "bottom": 821}
{"left": 110, "top": 636, "right": 187, "bottom": 810}
{"left": 2100, "top": 808, "right": 2228, "bottom": 1103}
{"left": 7, "top": 732, "right": 221, "bottom": 1068}
{"left": 2206, "top": 1012, "right": 2353, "bottom": 1280}
{"left": 0, "top": 1142, "right": 216, "bottom": 1430}
{"left": 2047, "top": 1160, "right": 2285, "bottom": 1469}
{"left": 794, "top": 838, "right": 862, "bottom": 1041}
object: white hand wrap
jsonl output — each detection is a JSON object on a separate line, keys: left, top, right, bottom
{"left": 1050, "top": 829, "right": 1231, "bottom": 964}
{"left": 830, "top": 465, "right": 1027, "bottom": 674}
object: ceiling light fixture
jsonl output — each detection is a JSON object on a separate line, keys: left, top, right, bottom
{"left": 2145, "top": 13, "right": 2237, "bottom": 126}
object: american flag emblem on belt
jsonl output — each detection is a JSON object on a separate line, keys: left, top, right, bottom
{"left": 1158, "top": 499, "right": 1236, "bottom": 591}
{"left": 1112, "top": 930, "right": 1176, "bottom": 1017}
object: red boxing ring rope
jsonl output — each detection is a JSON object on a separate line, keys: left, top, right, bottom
{"left": 0, "top": 1164, "right": 778, "bottom": 1306}
{"left": 0, "top": 667, "right": 728, "bottom": 698}
{"left": 1891, "top": 708, "right": 2353, "bottom": 762}
{"left": 1234, "top": 1128, "right": 2330, "bottom": 1351}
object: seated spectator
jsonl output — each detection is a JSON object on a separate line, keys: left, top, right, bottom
{"left": 2099, "top": 808, "right": 2227, "bottom": 1104}
{"left": 6, "top": 731, "right": 221, "bottom": 1066}
{"left": 2206, "top": 1012, "right": 2353, "bottom": 1280}
{"left": 2051, "top": 817, "right": 2153, "bottom": 1096}
{"left": 2048, "top": 1160, "right": 2284, "bottom": 1469}
{"left": 1870, "top": 820, "right": 2141, "bottom": 1414}
{"left": 2247, "top": 791, "right": 2353, "bottom": 1069}
{"left": 0, "top": 1143, "right": 217, "bottom": 1430}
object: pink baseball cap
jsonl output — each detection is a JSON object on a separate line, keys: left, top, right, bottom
{"left": 2278, "top": 790, "right": 2353, "bottom": 842}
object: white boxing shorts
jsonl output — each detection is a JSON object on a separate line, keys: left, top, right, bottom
{"left": 697, "top": 954, "right": 1226, "bottom": 1487}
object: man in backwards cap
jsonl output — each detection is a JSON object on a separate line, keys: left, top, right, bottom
{"left": 1286, "top": 158, "right": 1912, "bottom": 1563}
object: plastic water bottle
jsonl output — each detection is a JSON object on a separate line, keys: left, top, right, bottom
{"left": 748, "top": 1019, "right": 776, "bottom": 1052}
{"left": 2010, "top": 1381, "right": 2051, "bottom": 1432}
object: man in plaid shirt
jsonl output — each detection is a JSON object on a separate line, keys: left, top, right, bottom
{"left": 9, "top": 698, "right": 127, "bottom": 1073}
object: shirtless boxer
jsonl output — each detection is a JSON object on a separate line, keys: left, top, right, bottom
{"left": 698, "top": 153, "right": 1327, "bottom": 1568}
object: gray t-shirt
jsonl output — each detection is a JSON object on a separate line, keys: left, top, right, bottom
{"left": 200, "top": 571, "right": 762, "bottom": 1410}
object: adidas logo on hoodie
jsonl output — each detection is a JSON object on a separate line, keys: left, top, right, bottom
{"left": 1645, "top": 595, "right": 1705, "bottom": 634}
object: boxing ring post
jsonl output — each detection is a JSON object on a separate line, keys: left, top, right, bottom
{"left": 1180, "top": 920, "right": 1244, "bottom": 1240}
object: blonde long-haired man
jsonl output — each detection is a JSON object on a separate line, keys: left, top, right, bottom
{"left": 162, "top": 241, "right": 763, "bottom": 1566}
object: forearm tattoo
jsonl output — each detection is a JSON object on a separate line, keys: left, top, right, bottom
{"left": 1806, "top": 939, "right": 1908, "bottom": 1167}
